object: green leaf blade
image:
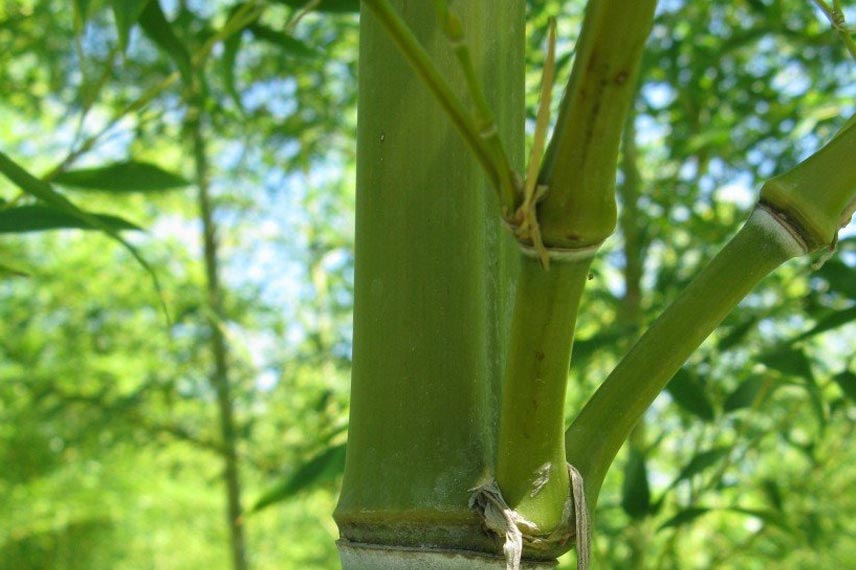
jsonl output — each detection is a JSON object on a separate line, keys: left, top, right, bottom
{"left": 0, "top": 205, "right": 141, "bottom": 233}
{"left": 666, "top": 368, "right": 715, "bottom": 421}
{"left": 833, "top": 370, "right": 856, "bottom": 403}
{"left": 251, "top": 443, "right": 346, "bottom": 514}
{"left": 249, "top": 24, "right": 322, "bottom": 59}
{"left": 111, "top": 0, "right": 151, "bottom": 52}
{"left": 673, "top": 447, "right": 730, "bottom": 487}
{"left": 621, "top": 447, "right": 652, "bottom": 520}
{"left": 0, "top": 151, "right": 168, "bottom": 321}
{"left": 138, "top": 0, "right": 194, "bottom": 83}
{"left": 724, "top": 376, "right": 768, "bottom": 412}
{"left": 53, "top": 161, "right": 189, "bottom": 193}
{"left": 273, "top": 0, "right": 360, "bottom": 13}
{"left": 658, "top": 507, "right": 711, "bottom": 531}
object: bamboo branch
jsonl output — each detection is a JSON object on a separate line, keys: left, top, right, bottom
{"left": 565, "top": 206, "right": 807, "bottom": 504}
{"left": 435, "top": 0, "right": 519, "bottom": 213}
{"left": 535, "top": 0, "right": 658, "bottom": 249}
{"left": 566, "top": 120, "right": 856, "bottom": 504}
{"left": 760, "top": 116, "right": 856, "bottom": 250}
{"left": 495, "top": 255, "right": 592, "bottom": 538}
{"left": 491, "top": 2, "right": 657, "bottom": 560}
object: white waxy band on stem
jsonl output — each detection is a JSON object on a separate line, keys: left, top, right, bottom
{"left": 752, "top": 204, "right": 810, "bottom": 258}
{"left": 337, "top": 542, "right": 557, "bottom": 570}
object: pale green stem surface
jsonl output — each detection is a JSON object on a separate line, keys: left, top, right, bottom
{"left": 565, "top": 208, "right": 804, "bottom": 503}
{"left": 496, "top": 255, "right": 592, "bottom": 535}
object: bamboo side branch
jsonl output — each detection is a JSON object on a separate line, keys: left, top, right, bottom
{"left": 495, "top": 256, "right": 592, "bottom": 537}
{"left": 760, "top": 117, "right": 856, "bottom": 250}
{"left": 535, "top": 0, "right": 658, "bottom": 249}
{"left": 565, "top": 206, "right": 807, "bottom": 504}
{"left": 565, "top": 116, "right": 856, "bottom": 506}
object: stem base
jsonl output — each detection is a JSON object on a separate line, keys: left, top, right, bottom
{"left": 338, "top": 542, "right": 557, "bottom": 570}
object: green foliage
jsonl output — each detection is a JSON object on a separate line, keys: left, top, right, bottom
{"left": 111, "top": 0, "right": 150, "bottom": 52}
{"left": 0, "top": 153, "right": 156, "bottom": 284}
{"left": 621, "top": 447, "right": 651, "bottom": 520}
{"left": 138, "top": 0, "right": 193, "bottom": 83}
{"left": 666, "top": 368, "right": 715, "bottom": 421}
{"left": 274, "top": 0, "right": 360, "bottom": 13}
{"left": 251, "top": 443, "right": 346, "bottom": 514}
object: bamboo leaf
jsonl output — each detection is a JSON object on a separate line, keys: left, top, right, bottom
{"left": 250, "top": 443, "right": 346, "bottom": 513}
{"left": 790, "top": 306, "right": 856, "bottom": 343}
{"left": 833, "top": 370, "right": 856, "bottom": 403}
{"left": 803, "top": 371, "right": 828, "bottom": 431}
{"left": 53, "top": 161, "right": 189, "bottom": 193}
{"left": 672, "top": 447, "right": 729, "bottom": 486}
{"left": 815, "top": 260, "right": 856, "bottom": 299}
{"left": 724, "top": 376, "right": 767, "bottom": 412}
{"left": 0, "top": 151, "right": 167, "bottom": 318}
{"left": 111, "top": 0, "right": 151, "bottom": 52}
{"left": 273, "top": 0, "right": 360, "bottom": 13}
{"left": 727, "top": 507, "right": 795, "bottom": 534}
{"left": 0, "top": 255, "right": 31, "bottom": 277}
{"left": 621, "top": 447, "right": 651, "bottom": 520}
{"left": 666, "top": 368, "right": 715, "bottom": 421}
{"left": 761, "top": 348, "right": 825, "bottom": 428}
{"left": 0, "top": 205, "right": 141, "bottom": 233}
{"left": 760, "top": 348, "right": 813, "bottom": 380}
{"left": 658, "top": 507, "right": 710, "bottom": 531}
{"left": 73, "top": 0, "right": 92, "bottom": 31}
{"left": 717, "top": 316, "right": 758, "bottom": 351}
{"left": 138, "top": 0, "right": 193, "bottom": 83}
{"left": 761, "top": 479, "right": 784, "bottom": 511}
{"left": 249, "top": 23, "right": 321, "bottom": 58}
{"left": 222, "top": 12, "right": 246, "bottom": 110}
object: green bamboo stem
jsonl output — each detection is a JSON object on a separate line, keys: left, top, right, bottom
{"left": 565, "top": 207, "right": 807, "bottom": 504}
{"left": 335, "top": 0, "right": 525, "bottom": 558}
{"left": 495, "top": 255, "right": 592, "bottom": 537}
{"left": 535, "top": 0, "right": 657, "bottom": 249}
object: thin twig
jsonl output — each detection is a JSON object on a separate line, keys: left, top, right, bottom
{"left": 286, "top": 0, "right": 322, "bottom": 33}
{"left": 811, "top": 0, "right": 856, "bottom": 60}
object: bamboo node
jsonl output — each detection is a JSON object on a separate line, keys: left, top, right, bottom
{"left": 469, "top": 463, "right": 591, "bottom": 570}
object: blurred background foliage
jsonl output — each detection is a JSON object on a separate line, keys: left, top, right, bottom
{"left": 0, "top": 0, "right": 855, "bottom": 569}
